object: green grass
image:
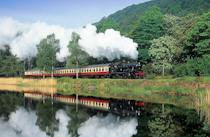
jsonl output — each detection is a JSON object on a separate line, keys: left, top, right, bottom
{"left": 57, "top": 77, "right": 209, "bottom": 101}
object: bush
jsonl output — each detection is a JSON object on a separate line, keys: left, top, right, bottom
{"left": 173, "top": 56, "right": 210, "bottom": 77}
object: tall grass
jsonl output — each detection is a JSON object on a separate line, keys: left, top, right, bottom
{"left": 0, "top": 78, "right": 56, "bottom": 93}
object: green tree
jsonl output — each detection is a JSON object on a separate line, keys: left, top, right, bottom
{"left": 164, "top": 14, "right": 199, "bottom": 63}
{"left": 66, "top": 32, "right": 90, "bottom": 67}
{"left": 184, "top": 11, "right": 210, "bottom": 58}
{"left": 0, "top": 45, "right": 24, "bottom": 76}
{"left": 36, "top": 34, "right": 60, "bottom": 71}
{"left": 149, "top": 36, "right": 177, "bottom": 76}
{"left": 0, "top": 93, "right": 23, "bottom": 120}
{"left": 131, "top": 6, "right": 166, "bottom": 64}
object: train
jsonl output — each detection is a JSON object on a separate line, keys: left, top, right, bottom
{"left": 24, "top": 92, "right": 145, "bottom": 116}
{"left": 24, "top": 62, "right": 144, "bottom": 79}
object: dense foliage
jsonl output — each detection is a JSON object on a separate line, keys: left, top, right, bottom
{"left": 96, "top": 0, "right": 210, "bottom": 35}
{"left": 174, "top": 56, "right": 210, "bottom": 77}
{"left": 131, "top": 6, "right": 166, "bottom": 64}
{"left": 184, "top": 12, "right": 210, "bottom": 58}
{"left": 95, "top": 0, "right": 210, "bottom": 77}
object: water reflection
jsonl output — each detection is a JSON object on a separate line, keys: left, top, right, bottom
{"left": 0, "top": 92, "right": 209, "bottom": 137}
{"left": 0, "top": 83, "right": 209, "bottom": 124}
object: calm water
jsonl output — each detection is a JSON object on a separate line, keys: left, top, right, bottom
{"left": 0, "top": 91, "right": 209, "bottom": 137}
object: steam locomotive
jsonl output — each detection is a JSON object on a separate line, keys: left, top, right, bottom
{"left": 24, "top": 62, "right": 144, "bottom": 79}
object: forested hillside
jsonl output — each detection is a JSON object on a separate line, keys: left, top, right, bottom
{"left": 96, "top": 0, "right": 210, "bottom": 34}
{"left": 95, "top": 0, "right": 210, "bottom": 77}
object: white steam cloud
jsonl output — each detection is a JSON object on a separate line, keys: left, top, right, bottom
{"left": 0, "top": 17, "right": 138, "bottom": 61}
{"left": 0, "top": 17, "right": 72, "bottom": 61}
{"left": 78, "top": 24, "right": 138, "bottom": 60}
{"left": 78, "top": 114, "right": 138, "bottom": 137}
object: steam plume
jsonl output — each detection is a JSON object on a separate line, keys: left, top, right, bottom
{"left": 0, "top": 17, "right": 138, "bottom": 61}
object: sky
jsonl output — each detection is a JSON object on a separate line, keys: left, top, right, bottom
{"left": 0, "top": 0, "right": 151, "bottom": 28}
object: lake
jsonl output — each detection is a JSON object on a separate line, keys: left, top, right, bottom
{"left": 0, "top": 91, "right": 209, "bottom": 137}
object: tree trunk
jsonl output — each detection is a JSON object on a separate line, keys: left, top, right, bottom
{"left": 162, "top": 64, "right": 165, "bottom": 76}
{"left": 76, "top": 61, "right": 79, "bottom": 79}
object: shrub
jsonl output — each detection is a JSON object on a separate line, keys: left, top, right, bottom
{"left": 173, "top": 56, "right": 210, "bottom": 77}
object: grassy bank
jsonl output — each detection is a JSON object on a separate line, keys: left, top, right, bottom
{"left": 0, "top": 78, "right": 56, "bottom": 93}
{"left": 57, "top": 77, "right": 210, "bottom": 100}
{"left": 0, "top": 77, "right": 56, "bottom": 87}
{"left": 0, "top": 77, "right": 209, "bottom": 103}
{"left": 0, "top": 77, "right": 209, "bottom": 99}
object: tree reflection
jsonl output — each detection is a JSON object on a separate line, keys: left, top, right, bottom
{"left": 0, "top": 92, "right": 23, "bottom": 120}
{"left": 135, "top": 104, "right": 209, "bottom": 137}
{"left": 35, "top": 100, "right": 59, "bottom": 137}
{"left": 65, "top": 106, "right": 92, "bottom": 137}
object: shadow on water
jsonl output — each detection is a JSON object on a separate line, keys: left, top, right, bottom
{"left": 0, "top": 91, "right": 209, "bottom": 137}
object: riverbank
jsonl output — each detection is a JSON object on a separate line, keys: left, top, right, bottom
{"left": 57, "top": 77, "right": 210, "bottom": 99}
{"left": 0, "top": 78, "right": 56, "bottom": 93}
{"left": 0, "top": 77, "right": 209, "bottom": 99}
